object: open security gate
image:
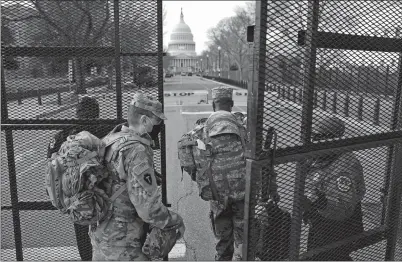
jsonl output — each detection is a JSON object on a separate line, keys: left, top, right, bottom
{"left": 1, "top": 1, "right": 166, "bottom": 260}
{"left": 244, "top": 1, "right": 402, "bottom": 261}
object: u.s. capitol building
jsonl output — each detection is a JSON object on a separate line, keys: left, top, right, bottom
{"left": 167, "top": 9, "right": 198, "bottom": 73}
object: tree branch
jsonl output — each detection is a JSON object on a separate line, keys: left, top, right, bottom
{"left": 72, "top": 8, "right": 87, "bottom": 45}
{"left": 92, "top": 0, "right": 111, "bottom": 45}
{"left": 73, "top": 1, "right": 93, "bottom": 45}
{"left": 30, "top": 0, "right": 72, "bottom": 43}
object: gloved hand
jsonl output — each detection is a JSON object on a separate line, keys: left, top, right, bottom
{"left": 166, "top": 211, "right": 185, "bottom": 240}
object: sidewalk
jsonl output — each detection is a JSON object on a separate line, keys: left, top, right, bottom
{"left": 1, "top": 240, "right": 187, "bottom": 261}
{"left": 201, "top": 77, "right": 245, "bottom": 91}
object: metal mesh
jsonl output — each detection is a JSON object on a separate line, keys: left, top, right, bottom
{"left": 1, "top": 0, "right": 163, "bottom": 261}
{"left": 259, "top": 1, "right": 402, "bottom": 152}
{"left": 246, "top": 0, "right": 402, "bottom": 260}
{"left": 247, "top": 146, "right": 394, "bottom": 261}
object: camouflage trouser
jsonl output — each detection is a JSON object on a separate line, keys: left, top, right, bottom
{"left": 89, "top": 216, "right": 149, "bottom": 261}
{"left": 210, "top": 199, "right": 244, "bottom": 261}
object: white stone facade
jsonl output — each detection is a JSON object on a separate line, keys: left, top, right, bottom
{"left": 167, "top": 9, "right": 198, "bottom": 73}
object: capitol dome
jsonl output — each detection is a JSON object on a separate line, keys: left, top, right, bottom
{"left": 167, "top": 8, "right": 198, "bottom": 73}
{"left": 172, "top": 20, "right": 192, "bottom": 34}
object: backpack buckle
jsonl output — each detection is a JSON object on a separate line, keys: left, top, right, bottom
{"left": 204, "top": 146, "right": 213, "bottom": 157}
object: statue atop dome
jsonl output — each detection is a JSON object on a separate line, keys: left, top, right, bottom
{"left": 180, "top": 8, "right": 184, "bottom": 22}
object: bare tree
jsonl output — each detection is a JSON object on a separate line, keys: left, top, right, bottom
{"left": 4, "top": 1, "right": 113, "bottom": 93}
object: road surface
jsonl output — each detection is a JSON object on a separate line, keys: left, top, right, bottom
{"left": 0, "top": 75, "right": 392, "bottom": 261}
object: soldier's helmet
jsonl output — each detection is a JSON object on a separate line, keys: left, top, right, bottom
{"left": 312, "top": 116, "right": 345, "bottom": 140}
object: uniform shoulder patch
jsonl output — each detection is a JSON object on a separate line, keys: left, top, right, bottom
{"left": 336, "top": 174, "right": 352, "bottom": 192}
{"left": 144, "top": 173, "right": 153, "bottom": 185}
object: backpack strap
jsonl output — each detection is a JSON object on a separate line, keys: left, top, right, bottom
{"left": 109, "top": 184, "right": 128, "bottom": 205}
{"left": 101, "top": 126, "right": 152, "bottom": 205}
{"left": 198, "top": 161, "right": 220, "bottom": 201}
{"left": 202, "top": 121, "right": 221, "bottom": 202}
{"left": 103, "top": 131, "right": 151, "bottom": 163}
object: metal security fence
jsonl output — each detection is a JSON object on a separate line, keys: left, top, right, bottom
{"left": 1, "top": 1, "right": 166, "bottom": 261}
{"left": 245, "top": 1, "right": 402, "bottom": 261}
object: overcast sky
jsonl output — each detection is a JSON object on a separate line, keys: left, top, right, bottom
{"left": 163, "top": 1, "right": 249, "bottom": 55}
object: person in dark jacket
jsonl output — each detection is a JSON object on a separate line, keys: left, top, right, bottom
{"left": 47, "top": 96, "right": 111, "bottom": 261}
{"left": 303, "top": 116, "right": 365, "bottom": 261}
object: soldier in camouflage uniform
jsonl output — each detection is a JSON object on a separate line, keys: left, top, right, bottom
{"left": 207, "top": 86, "right": 245, "bottom": 261}
{"left": 89, "top": 93, "right": 185, "bottom": 260}
{"left": 207, "top": 86, "right": 280, "bottom": 261}
{"left": 303, "top": 116, "right": 365, "bottom": 261}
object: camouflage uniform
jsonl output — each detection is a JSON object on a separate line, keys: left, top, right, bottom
{"left": 208, "top": 87, "right": 246, "bottom": 261}
{"left": 89, "top": 94, "right": 182, "bottom": 261}
{"left": 304, "top": 116, "right": 365, "bottom": 261}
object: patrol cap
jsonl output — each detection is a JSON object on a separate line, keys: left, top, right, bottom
{"left": 312, "top": 115, "right": 345, "bottom": 139}
{"left": 130, "top": 92, "right": 167, "bottom": 120}
{"left": 212, "top": 86, "right": 233, "bottom": 100}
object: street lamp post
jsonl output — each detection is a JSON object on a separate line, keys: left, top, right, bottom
{"left": 207, "top": 54, "right": 209, "bottom": 74}
{"left": 200, "top": 58, "right": 203, "bottom": 72}
{"left": 218, "top": 46, "right": 221, "bottom": 77}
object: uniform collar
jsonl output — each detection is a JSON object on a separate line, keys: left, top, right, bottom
{"left": 121, "top": 125, "right": 153, "bottom": 142}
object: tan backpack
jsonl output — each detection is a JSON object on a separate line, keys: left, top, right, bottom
{"left": 178, "top": 112, "right": 247, "bottom": 203}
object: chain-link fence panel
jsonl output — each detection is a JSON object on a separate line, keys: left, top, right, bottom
{"left": 246, "top": 145, "right": 399, "bottom": 261}
{"left": 246, "top": 0, "right": 402, "bottom": 260}
{"left": 1, "top": 0, "right": 164, "bottom": 260}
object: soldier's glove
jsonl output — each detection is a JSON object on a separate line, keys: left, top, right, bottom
{"left": 142, "top": 212, "right": 185, "bottom": 260}
{"left": 154, "top": 169, "right": 162, "bottom": 186}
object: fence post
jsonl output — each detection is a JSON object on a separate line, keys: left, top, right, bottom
{"left": 332, "top": 92, "right": 337, "bottom": 114}
{"left": 385, "top": 64, "right": 390, "bottom": 92}
{"left": 374, "top": 97, "right": 381, "bottom": 125}
{"left": 299, "top": 89, "right": 303, "bottom": 104}
{"left": 17, "top": 87, "right": 22, "bottom": 105}
{"left": 344, "top": 93, "right": 350, "bottom": 117}
{"left": 287, "top": 86, "right": 291, "bottom": 100}
{"left": 57, "top": 92, "right": 62, "bottom": 105}
{"left": 293, "top": 88, "right": 297, "bottom": 102}
{"left": 323, "top": 90, "right": 327, "bottom": 111}
{"left": 37, "top": 90, "right": 42, "bottom": 106}
{"left": 313, "top": 90, "right": 318, "bottom": 107}
{"left": 358, "top": 96, "right": 364, "bottom": 121}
